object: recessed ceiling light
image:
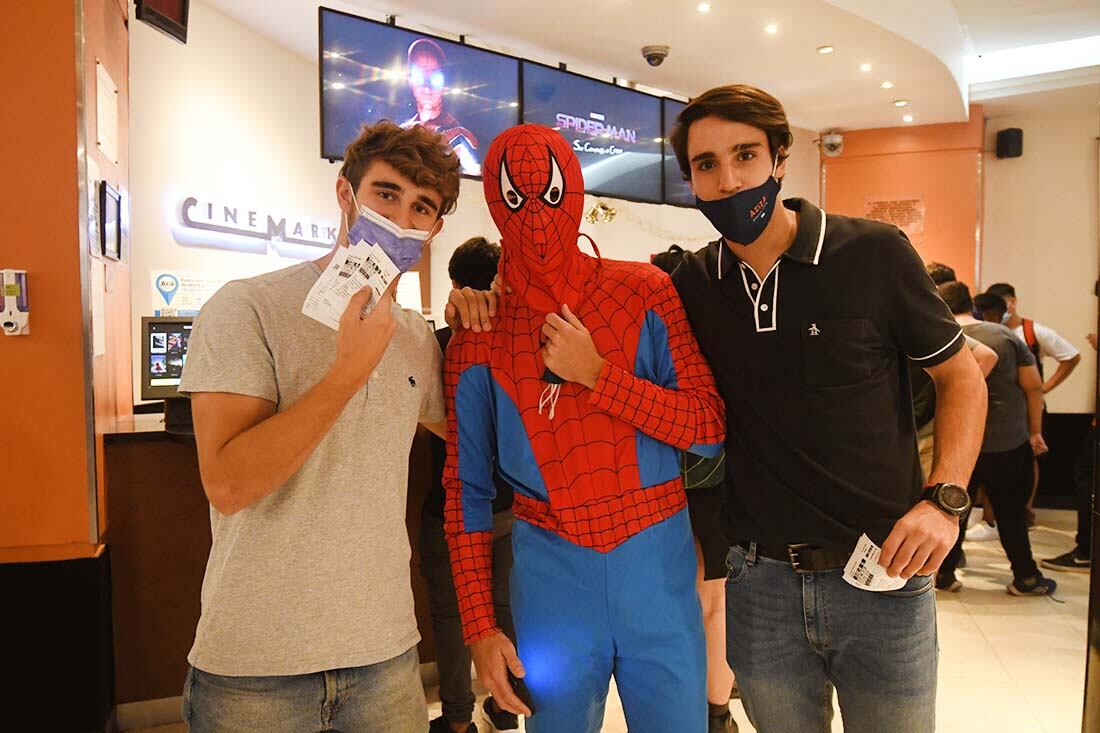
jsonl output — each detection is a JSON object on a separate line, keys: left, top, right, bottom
{"left": 881, "top": 80, "right": 894, "bottom": 89}
{"left": 697, "top": 2, "right": 711, "bottom": 12}
{"left": 903, "top": 114, "right": 914, "bottom": 123}
{"left": 860, "top": 63, "right": 872, "bottom": 72}
{"left": 894, "top": 99, "right": 909, "bottom": 107}
{"left": 331, "top": 82, "right": 346, "bottom": 90}
{"left": 766, "top": 23, "right": 778, "bottom": 34}
{"left": 817, "top": 45, "right": 835, "bottom": 54}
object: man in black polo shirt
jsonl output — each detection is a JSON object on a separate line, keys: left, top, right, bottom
{"left": 667, "top": 85, "right": 988, "bottom": 733}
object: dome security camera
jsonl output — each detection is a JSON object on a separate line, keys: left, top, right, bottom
{"left": 642, "top": 45, "right": 670, "bottom": 67}
{"left": 820, "top": 132, "right": 844, "bottom": 157}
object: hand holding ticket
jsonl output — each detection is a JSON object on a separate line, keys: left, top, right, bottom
{"left": 843, "top": 534, "right": 907, "bottom": 592}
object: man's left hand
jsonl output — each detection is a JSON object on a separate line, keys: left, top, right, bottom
{"left": 879, "top": 501, "right": 960, "bottom": 578}
{"left": 542, "top": 304, "right": 605, "bottom": 389}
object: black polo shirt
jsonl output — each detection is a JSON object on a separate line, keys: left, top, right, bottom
{"left": 672, "top": 198, "right": 963, "bottom": 547}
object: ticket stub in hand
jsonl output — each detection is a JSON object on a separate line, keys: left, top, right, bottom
{"left": 843, "top": 534, "right": 906, "bottom": 592}
{"left": 302, "top": 241, "right": 400, "bottom": 330}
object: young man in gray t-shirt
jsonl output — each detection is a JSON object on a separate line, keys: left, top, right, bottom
{"left": 177, "top": 121, "right": 459, "bottom": 732}
{"left": 936, "top": 281, "right": 1056, "bottom": 597}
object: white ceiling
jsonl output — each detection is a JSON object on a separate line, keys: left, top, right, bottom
{"left": 952, "top": 0, "right": 1100, "bottom": 54}
{"left": 201, "top": 0, "right": 1100, "bottom": 132}
{"left": 980, "top": 79, "right": 1100, "bottom": 117}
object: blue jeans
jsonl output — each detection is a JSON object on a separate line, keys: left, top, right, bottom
{"left": 182, "top": 645, "right": 426, "bottom": 732}
{"left": 725, "top": 544, "right": 937, "bottom": 733}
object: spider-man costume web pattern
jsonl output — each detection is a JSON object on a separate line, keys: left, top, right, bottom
{"left": 444, "top": 125, "right": 725, "bottom": 732}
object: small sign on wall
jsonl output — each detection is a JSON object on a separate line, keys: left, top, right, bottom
{"left": 95, "top": 61, "right": 119, "bottom": 165}
{"left": 864, "top": 196, "right": 925, "bottom": 240}
{"left": 152, "top": 270, "right": 230, "bottom": 316}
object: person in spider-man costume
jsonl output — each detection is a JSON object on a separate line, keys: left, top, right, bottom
{"left": 400, "top": 39, "right": 481, "bottom": 175}
{"left": 443, "top": 124, "right": 726, "bottom": 732}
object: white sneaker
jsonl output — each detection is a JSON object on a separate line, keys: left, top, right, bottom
{"left": 966, "top": 522, "right": 1000, "bottom": 542}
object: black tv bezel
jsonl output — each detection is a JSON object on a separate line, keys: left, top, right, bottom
{"left": 661, "top": 97, "right": 695, "bottom": 209}
{"left": 140, "top": 316, "right": 194, "bottom": 401}
{"left": 99, "top": 181, "right": 122, "bottom": 260}
{"left": 520, "top": 59, "right": 665, "bottom": 206}
{"left": 135, "top": 0, "right": 189, "bottom": 44}
{"left": 317, "top": 6, "right": 522, "bottom": 181}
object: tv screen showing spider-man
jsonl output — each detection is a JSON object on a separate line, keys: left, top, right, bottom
{"left": 319, "top": 8, "right": 520, "bottom": 176}
{"left": 522, "top": 62, "right": 662, "bottom": 203}
{"left": 662, "top": 98, "right": 695, "bottom": 206}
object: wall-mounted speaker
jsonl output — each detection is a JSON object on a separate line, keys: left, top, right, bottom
{"left": 996, "top": 128, "right": 1023, "bottom": 159}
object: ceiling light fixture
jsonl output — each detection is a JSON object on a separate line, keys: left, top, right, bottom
{"left": 860, "top": 63, "right": 871, "bottom": 72}
{"left": 903, "top": 114, "right": 914, "bottom": 123}
{"left": 817, "top": 45, "right": 835, "bottom": 54}
{"left": 881, "top": 80, "right": 894, "bottom": 89}
{"left": 766, "top": 23, "right": 778, "bottom": 34}
{"left": 894, "top": 99, "right": 909, "bottom": 107}
{"left": 697, "top": 2, "right": 711, "bottom": 12}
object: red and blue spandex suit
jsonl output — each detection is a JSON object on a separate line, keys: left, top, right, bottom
{"left": 444, "top": 124, "right": 725, "bottom": 732}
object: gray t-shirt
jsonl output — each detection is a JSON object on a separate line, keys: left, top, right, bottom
{"left": 962, "top": 321, "right": 1036, "bottom": 453}
{"left": 178, "top": 261, "right": 444, "bottom": 677}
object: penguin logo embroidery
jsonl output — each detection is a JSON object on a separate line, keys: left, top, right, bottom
{"left": 808, "top": 323, "right": 821, "bottom": 336}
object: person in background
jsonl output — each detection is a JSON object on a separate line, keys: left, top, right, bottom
{"left": 178, "top": 121, "right": 459, "bottom": 732}
{"left": 421, "top": 237, "right": 520, "bottom": 733}
{"left": 935, "top": 281, "right": 1055, "bottom": 596}
{"left": 986, "top": 282, "right": 1082, "bottom": 527}
{"left": 651, "top": 243, "right": 739, "bottom": 733}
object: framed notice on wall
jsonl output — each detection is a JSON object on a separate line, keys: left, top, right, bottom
{"left": 100, "top": 182, "right": 122, "bottom": 260}
{"left": 864, "top": 196, "right": 926, "bottom": 241}
{"left": 95, "top": 61, "right": 119, "bottom": 165}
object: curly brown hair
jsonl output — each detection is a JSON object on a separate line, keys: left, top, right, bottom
{"left": 669, "top": 85, "right": 793, "bottom": 182}
{"left": 339, "top": 120, "right": 461, "bottom": 216}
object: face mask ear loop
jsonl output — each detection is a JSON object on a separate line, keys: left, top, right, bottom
{"left": 770, "top": 155, "right": 779, "bottom": 181}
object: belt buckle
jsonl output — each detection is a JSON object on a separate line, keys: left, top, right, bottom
{"left": 787, "top": 543, "right": 811, "bottom": 573}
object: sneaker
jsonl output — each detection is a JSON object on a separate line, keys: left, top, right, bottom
{"left": 1040, "top": 550, "right": 1091, "bottom": 573}
{"left": 1007, "top": 574, "right": 1058, "bottom": 596}
{"left": 483, "top": 696, "right": 520, "bottom": 731}
{"left": 429, "top": 716, "right": 475, "bottom": 733}
{"left": 966, "top": 522, "right": 1000, "bottom": 542}
{"left": 936, "top": 572, "right": 962, "bottom": 592}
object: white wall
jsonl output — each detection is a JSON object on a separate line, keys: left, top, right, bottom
{"left": 130, "top": 1, "right": 819, "bottom": 401}
{"left": 981, "top": 90, "right": 1100, "bottom": 413}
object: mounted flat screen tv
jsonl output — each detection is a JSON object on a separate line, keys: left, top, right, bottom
{"left": 135, "top": 0, "right": 189, "bottom": 44}
{"left": 319, "top": 8, "right": 520, "bottom": 177}
{"left": 522, "top": 61, "right": 662, "bottom": 203}
{"left": 662, "top": 98, "right": 695, "bottom": 207}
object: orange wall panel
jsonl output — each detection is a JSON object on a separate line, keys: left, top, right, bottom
{"left": 0, "top": 5, "right": 93, "bottom": 548}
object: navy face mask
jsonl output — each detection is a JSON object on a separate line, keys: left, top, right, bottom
{"left": 695, "top": 157, "right": 781, "bottom": 246}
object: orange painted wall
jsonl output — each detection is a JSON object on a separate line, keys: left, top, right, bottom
{"left": 822, "top": 107, "right": 985, "bottom": 287}
{"left": 0, "top": 1, "right": 131, "bottom": 562}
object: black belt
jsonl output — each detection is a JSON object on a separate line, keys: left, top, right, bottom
{"left": 739, "top": 542, "right": 852, "bottom": 573}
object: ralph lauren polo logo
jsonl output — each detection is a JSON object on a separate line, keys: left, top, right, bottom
{"left": 808, "top": 323, "right": 821, "bottom": 336}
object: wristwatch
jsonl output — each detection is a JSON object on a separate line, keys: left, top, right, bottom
{"left": 921, "top": 482, "right": 971, "bottom": 518}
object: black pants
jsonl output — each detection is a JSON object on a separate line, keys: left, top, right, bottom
{"left": 418, "top": 512, "right": 515, "bottom": 724}
{"left": 942, "top": 441, "right": 1039, "bottom": 583}
{"left": 1074, "top": 426, "right": 1096, "bottom": 556}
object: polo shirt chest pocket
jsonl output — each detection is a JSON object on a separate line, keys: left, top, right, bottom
{"left": 801, "top": 318, "right": 881, "bottom": 388}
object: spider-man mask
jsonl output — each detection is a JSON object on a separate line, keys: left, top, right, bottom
{"left": 484, "top": 124, "right": 596, "bottom": 317}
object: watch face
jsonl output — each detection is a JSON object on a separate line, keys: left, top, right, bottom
{"left": 940, "top": 484, "right": 969, "bottom": 511}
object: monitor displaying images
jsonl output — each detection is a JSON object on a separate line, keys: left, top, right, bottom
{"left": 320, "top": 8, "right": 520, "bottom": 176}
{"left": 142, "top": 317, "right": 192, "bottom": 400}
{"left": 521, "top": 62, "right": 662, "bottom": 203}
{"left": 662, "top": 98, "right": 695, "bottom": 206}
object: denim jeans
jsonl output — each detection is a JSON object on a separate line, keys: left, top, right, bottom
{"left": 182, "top": 645, "right": 426, "bottom": 732}
{"left": 725, "top": 543, "right": 937, "bottom": 733}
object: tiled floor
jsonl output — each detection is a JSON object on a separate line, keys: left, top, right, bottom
{"left": 133, "top": 509, "right": 1090, "bottom": 733}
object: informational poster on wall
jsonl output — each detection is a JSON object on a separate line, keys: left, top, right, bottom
{"left": 152, "top": 271, "right": 230, "bottom": 316}
{"left": 95, "top": 61, "right": 119, "bottom": 165}
{"left": 864, "top": 196, "right": 925, "bottom": 241}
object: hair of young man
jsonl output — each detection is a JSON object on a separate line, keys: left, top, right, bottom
{"left": 669, "top": 85, "right": 794, "bottom": 182}
{"left": 448, "top": 236, "right": 500, "bottom": 291}
{"left": 339, "top": 120, "right": 461, "bottom": 216}
{"left": 938, "top": 281, "right": 974, "bottom": 315}
{"left": 986, "top": 282, "right": 1016, "bottom": 299}
{"left": 650, "top": 244, "right": 687, "bottom": 276}
{"left": 974, "top": 292, "right": 1008, "bottom": 321}
{"left": 926, "top": 262, "right": 957, "bottom": 286}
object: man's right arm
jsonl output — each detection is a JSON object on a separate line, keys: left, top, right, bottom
{"left": 193, "top": 283, "right": 398, "bottom": 515}
{"left": 1018, "top": 363, "right": 1049, "bottom": 455}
